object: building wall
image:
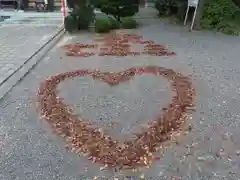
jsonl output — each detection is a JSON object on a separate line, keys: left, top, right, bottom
{"left": 27, "top": 0, "right": 61, "bottom": 9}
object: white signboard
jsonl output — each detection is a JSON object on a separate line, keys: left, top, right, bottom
{"left": 188, "top": 0, "right": 199, "bottom": 7}
{"left": 185, "top": 0, "right": 199, "bottom": 31}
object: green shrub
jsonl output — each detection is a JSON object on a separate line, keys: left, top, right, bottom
{"left": 95, "top": 19, "right": 111, "bottom": 33}
{"left": 154, "top": 0, "right": 175, "bottom": 17}
{"left": 201, "top": 0, "right": 240, "bottom": 35}
{"left": 201, "top": 0, "right": 236, "bottom": 28}
{"left": 108, "top": 17, "right": 120, "bottom": 29}
{"left": 232, "top": 0, "right": 240, "bottom": 7}
{"left": 121, "top": 17, "right": 138, "bottom": 29}
{"left": 70, "top": 5, "right": 95, "bottom": 30}
{"left": 216, "top": 21, "right": 240, "bottom": 35}
{"left": 64, "top": 15, "right": 78, "bottom": 32}
{"left": 95, "top": 0, "right": 139, "bottom": 22}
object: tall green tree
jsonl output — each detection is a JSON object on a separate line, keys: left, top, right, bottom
{"left": 67, "top": 0, "right": 87, "bottom": 9}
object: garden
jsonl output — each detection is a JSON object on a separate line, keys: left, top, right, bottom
{"left": 64, "top": 0, "right": 140, "bottom": 33}
{"left": 64, "top": 0, "right": 240, "bottom": 36}
{"left": 154, "top": 0, "right": 240, "bottom": 35}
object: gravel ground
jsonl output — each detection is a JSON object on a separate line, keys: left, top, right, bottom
{"left": 1, "top": 16, "right": 240, "bottom": 179}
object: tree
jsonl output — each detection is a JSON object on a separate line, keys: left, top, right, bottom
{"left": 95, "top": 0, "right": 139, "bottom": 22}
{"left": 67, "top": 0, "right": 87, "bottom": 9}
{"left": 65, "top": 0, "right": 95, "bottom": 31}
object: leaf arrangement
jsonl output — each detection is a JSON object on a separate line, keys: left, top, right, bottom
{"left": 37, "top": 66, "right": 195, "bottom": 170}
{"left": 62, "top": 33, "right": 176, "bottom": 57}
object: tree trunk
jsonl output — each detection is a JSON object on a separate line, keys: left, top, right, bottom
{"left": 115, "top": 15, "right": 121, "bottom": 22}
{"left": 193, "top": 0, "right": 205, "bottom": 30}
{"left": 116, "top": 7, "right": 121, "bottom": 22}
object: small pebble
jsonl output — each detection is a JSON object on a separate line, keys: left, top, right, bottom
{"left": 158, "top": 171, "right": 164, "bottom": 176}
{"left": 172, "top": 176, "right": 181, "bottom": 180}
{"left": 84, "top": 167, "right": 88, "bottom": 172}
{"left": 140, "top": 174, "right": 145, "bottom": 179}
{"left": 175, "top": 140, "right": 180, "bottom": 145}
{"left": 197, "top": 156, "right": 207, "bottom": 161}
{"left": 153, "top": 156, "right": 161, "bottom": 160}
{"left": 197, "top": 155, "right": 214, "bottom": 161}
{"left": 236, "top": 150, "right": 240, "bottom": 156}
{"left": 188, "top": 124, "right": 192, "bottom": 131}
{"left": 222, "top": 132, "right": 232, "bottom": 140}
{"left": 216, "top": 151, "right": 226, "bottom": 157}
{"left": 100, "top": 165, "right": 107, "bottom": 171}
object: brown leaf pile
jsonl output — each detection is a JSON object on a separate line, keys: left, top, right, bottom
{"left": 37, "top": 66, "right": 195, "bottom": 169}
{"left": 62, "top": 33, "right": 176, "bottom": 57}
{"left": 63, "top": 44, "right": 98, "bottom": 57}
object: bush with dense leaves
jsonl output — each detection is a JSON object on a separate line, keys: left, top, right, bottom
{"left": 71, "top": 5, "right": 95, "bottom": 30}
{"left": 65, "top": 0, "right": 95, "bottom": 32}
{"left": 201, "top": 0, "right": 240, "bottom": 35}
{"left": 95, "top": 0, "right": 139, "bottom": 22}
{"left": 67, "top": 0, "right": 86, "bottom": 9}
{"left": 232, "top": 0, "right": 240, "bottom": 7}
{"left": 201, "top": 0, "right": 236, "bottom": 27}
{"left": 108, "top": 17, "right": 121, "bottom": 29}
{"left": 121, "top": 17, "right": 138, "bottom": 29}
{"left": 95, "top": 19, "right": 111, "bottom": 33}
{"left": 64, "top": 15, "right": 78, "bottom": 32}
{"left": 154, "top": 0, "right": 187, "bottom": 21}
{"left": 154, "top": 0, "right": 175, "bottom": 16}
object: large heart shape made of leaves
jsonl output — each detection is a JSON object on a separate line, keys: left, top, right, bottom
{"left": 37, "top": 66, "right": 195, "bottom": 169}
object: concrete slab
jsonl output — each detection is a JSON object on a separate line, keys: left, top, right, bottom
{"left": 0, "top": 12, "right": 64, "bottom": 99}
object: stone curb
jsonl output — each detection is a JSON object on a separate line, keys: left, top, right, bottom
{"left": 0, "top": 26, "right": 65, "bottom": 101}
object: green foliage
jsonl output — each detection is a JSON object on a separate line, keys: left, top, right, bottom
{"left": 108, "top": 17, "right": 121, "bottom": 29}
{"left": 64, "top": 15, "right": 78, "bottom": 32}
{"left": 154, "top": 0, "right": 175, "bottom": 16}
{"left": 65, "top": 0, "right": 95, "bottom": 32}
{"left": 232, "top": 0, "right": 240, "bottom": 7}
{"left": 121, "top": 17, "right": 138, "bottom": 29}
{"left": 217, "top": 21, "right": 240, "bottom": 35}
{"left": 95, "top": 0, "right": 139, "bottom": 22}
{"left": 153, "top": 0, "right": 240, "bottom": 35}
{"left": 154, "top": 0, "right": 186, "bottom": 20}
{"left": 202, "top": 0, "right": 236, "bottom": 27}
{"left": 67, "top": 0, "right": 86, "bottom": 9}
{"left": 70, "top": 5, "right": 95, "bottom": 30}
{"left": 201, "top": 0, "right": 240, "bottom": 35}
{"left": 65, "top": 5, "right": 95, "bottom": 30}
{"left": 95, "top": 19, "right": 112, "bottom": 33}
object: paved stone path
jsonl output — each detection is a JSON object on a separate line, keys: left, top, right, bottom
{"left": 1, "top": 9, "right": 240, "bottom": 180}
{"left": 0, "top": 12, "right": 62, "bottom": 90}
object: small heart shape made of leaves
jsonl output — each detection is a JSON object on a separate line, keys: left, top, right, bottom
{"left": 37, "top": 66, "right": 195, "bottom": 169}
{"left": 63, "top": 33, "right": 176, "bottom": 57}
